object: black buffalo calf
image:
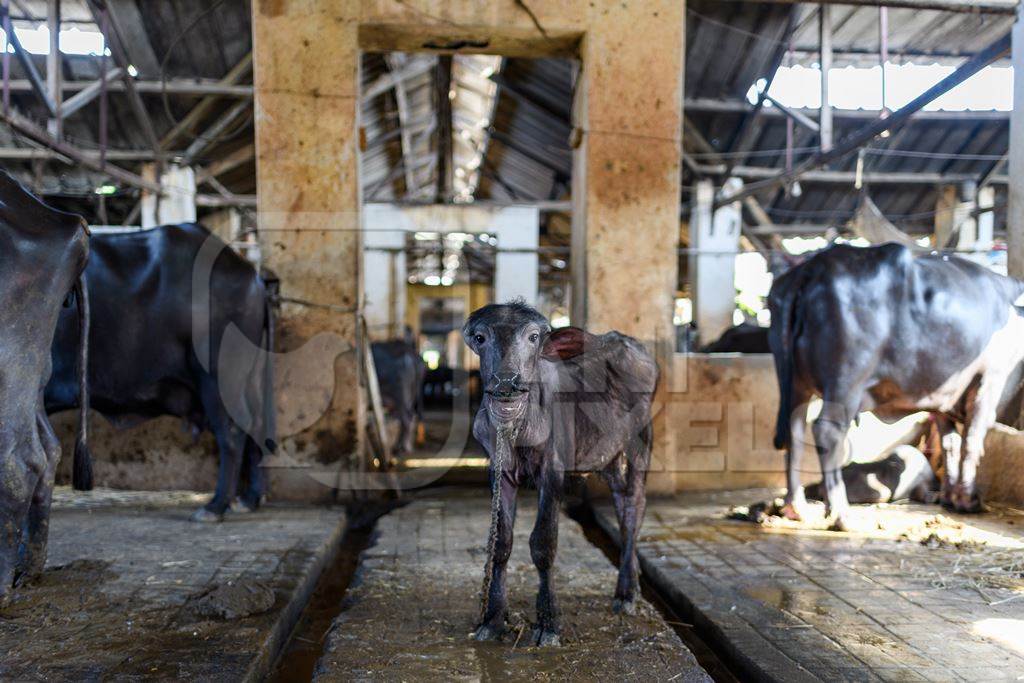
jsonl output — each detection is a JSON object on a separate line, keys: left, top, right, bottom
{"left": 463, "top": 301, "right": 657, "bottom": 646}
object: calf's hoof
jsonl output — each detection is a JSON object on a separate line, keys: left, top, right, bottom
{"left": 472, "top": 623, "right": 504, "bottom": 642}
{"left": 532, "top": 627, "right": 561, "bottom": 647}
{"left": 612, "top": 597, "right": 637, "bottom": 616}
{"left": 190, "top": 507, "right": 224, "bottom": 523}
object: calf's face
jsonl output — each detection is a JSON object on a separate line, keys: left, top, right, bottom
{"left": 464, "top": 303, "right": 551, "bottom": 424}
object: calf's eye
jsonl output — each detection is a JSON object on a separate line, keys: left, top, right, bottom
{"left": 529, "top": 333, "right": 539, "bottom": 343}
{"left": 474, "top": 334, "right": 486, "bottom": 344}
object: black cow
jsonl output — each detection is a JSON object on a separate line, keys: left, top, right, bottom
{"left": 701, "top": 322, "right": 770, "bottom": 354}
{"left": 464, "top": 302, "right": 657, "bottom": 646}
{"left": 371, "top": 339, "right": 426, "bottom": 457}
{"left": 45, "top": 223, "right": 275, "bottom": 522}
{"left": 769, "top": 243, "right": 1024, "bottom": 530}
{"left": 0, "top": 173, "right": 90, "bottom": 605}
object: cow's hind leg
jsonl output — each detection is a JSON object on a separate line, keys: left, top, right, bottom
{"left": 192, "top": 375, "right": 246, "bottom": 523}
{"left": 232, "top": 437, "right": 266, "bottom": 513}
{"left": 954, "top": 370, "right": 1009, "bottom": 513}
{"left": 17, "top": 408, "right": 61, "bottom": 584}
{"left": 782, "top": 389, "right": 813, "bottom": 521}
{"left": 813, "top": 391, "right": 859, "bottom": 531}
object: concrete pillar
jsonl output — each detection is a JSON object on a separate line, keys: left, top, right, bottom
{"left": 690, "top": 178, "right": 742, "bottom": 345}
{"left": 140, "top": 164, "right": 196, "bottom": 228}
{"left": 978, "top": 185, "right": 995, "bottom": 252}
{"left": 492, "top": 206, "right": 539, "bottom": 306}
{"left": 955, "top": 181, "right": 978, "bottom": 252}
{"left": 363, "top": 205, "right": 407, "bottom": 340}
{"left": 570, "top": 0, "right": 685, "bottom": 346}
{"left": 1010, "top": 1, "right": 1024, "bottom": 277}
{"left": 205, "top": 208, "right": 242, "bottom": 245}
{"left": 252, "top": 3, "right": 363, "bottom": 497}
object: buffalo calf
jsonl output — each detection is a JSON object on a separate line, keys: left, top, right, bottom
{"left": 464, "top": 301, "right": 657, "bottom": 646}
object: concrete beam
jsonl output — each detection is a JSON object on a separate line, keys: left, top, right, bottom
{"left": 1010, "top": 3, "right": 1024, "bottom": 277}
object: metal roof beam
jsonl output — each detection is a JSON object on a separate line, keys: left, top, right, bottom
{"left": 715, "top": 0, "right": 1016, "bottom": 16}
{"left": 1, "top": 109, "right": 160, "bottom": 191}
{"left": 712, "top": 31, "right": 1013, "bottom": 209}
{"left": 685, "top": 97, "right": 1010, "bottom": 121}
{"left": 159, "top": 52, "right": 252, "bottom": 150}
{"left": 58, "top": 67, "right": 123, "bottom": 118}
{"left": 695, "top": 163, "right": 1009, "bottom": 185}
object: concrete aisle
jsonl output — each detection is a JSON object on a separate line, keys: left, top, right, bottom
{"left": 596, "top": 490, "right": 1024, "bottom": 683}
{"left": 0, "top": 487, "right": 347, "bottom": 681}
{"left": 314, "top": 492, "right": 710, "bottom": 682}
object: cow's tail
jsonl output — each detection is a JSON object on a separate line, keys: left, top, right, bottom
{"left": 770, "top": 273, "right": 806, "bottom": 451}
{"left": 260, "top": 291, "right": 277, "bottom": 454}
{"left": 72, "top": 274, "right": 94, "bottom": 491}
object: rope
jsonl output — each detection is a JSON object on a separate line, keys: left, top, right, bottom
{"left": 479, "top": 422, "right": 516, "bottom": 624}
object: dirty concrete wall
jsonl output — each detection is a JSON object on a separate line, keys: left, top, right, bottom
{"left": 978, "top": 427, "right": 1024, "bottom": 506}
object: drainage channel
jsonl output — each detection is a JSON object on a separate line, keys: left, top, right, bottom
{"left": 565, "top": 501, "right": 743, "bottom": 683}
{"left": 266, "top": 501, "right": 399, "bottom": 683}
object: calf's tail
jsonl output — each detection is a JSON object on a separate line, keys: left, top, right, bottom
{"left": 72, "top": 274, "right": 94, "bottom": 491}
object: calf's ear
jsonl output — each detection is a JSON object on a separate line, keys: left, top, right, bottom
{"left": 541, "top": 327, "right": 588, "bottom": 361}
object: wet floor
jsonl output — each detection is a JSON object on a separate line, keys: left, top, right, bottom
{"left": 312, "top": 491, "right": 711, "bottom": 682}
{"left": 597, "top": 489, "right": 1024, "bottom": 682}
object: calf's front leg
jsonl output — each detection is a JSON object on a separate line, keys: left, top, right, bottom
{"left": 530, "top": 468, "right": 563, "bottom": 646}
{"left": 474, "top": 468, "right": 518, "bottom": 641}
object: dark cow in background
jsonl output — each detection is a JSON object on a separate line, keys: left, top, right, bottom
{"left": 769, "top": 243, "right": 1024, "bottom": 530}
{"left": 463, "top": 302, "right": 657, "bottom": 646}
{"left": 371, "top": 338, "right": 426, "bottom": 457}
{"left": 0, "top": 173, "right": 90, "bottom": 605}
{"left": 701, "top": 322, "right": 770, "bottom": 354}
{"left": 46, "top": 223, "right": 275, "bottom": 522}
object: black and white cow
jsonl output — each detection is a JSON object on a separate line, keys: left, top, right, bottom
{"left": 0, "top": 173, "right": 90, "bottom": 605}
{"left": 769, "top": 243, "right": 1024, "bottom": 530}
{"left": 463, "top": 302, "right": 657, "bottom": 646}
{"left": 45, "top": 223, "right": 275, "bottom": 522}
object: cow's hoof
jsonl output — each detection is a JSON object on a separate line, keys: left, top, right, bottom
{"left": 190, "top": 507, "right": 224, "bottom": 523}
{"left": 532, "top": 627, "right": 561, "bottom": 647}
{"left": 952, "top": 488, "right": 982, "bottom": 514}
{"left": 472, "top": 623, "right": 504, "bottom": 641}
{"left": 230, "top": 498, "right": 257, "bottom": 514}
{"left": 612, "top": 597, "right": 637, "bottom": 616}
{"left": 829, "top": 513, "right": 864, "bottom": 533}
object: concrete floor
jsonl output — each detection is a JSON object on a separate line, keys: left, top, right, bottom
{"left": 314, "top": 491, "right": 710, "bottom": 682}
{"left": 0, "top": 487, "right": 347, "bottom": 681}
{"left": 596, "top": 490, "right": 1024, "bottom": 682}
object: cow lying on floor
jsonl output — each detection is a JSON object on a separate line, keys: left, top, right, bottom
{"left": 45, "top": 223, "right": 275, "bottom": 522}
{"left": 769, "top": 243, "right": 1024, "bottom": 530}
{"left": 804, "top": 446, "right": 940, "bottom": 505}
{"left": 0, "top": 172, "right": 90, "bottom": 606}
{"left": 464, "top": 302, "right": 657, "bottom": 646}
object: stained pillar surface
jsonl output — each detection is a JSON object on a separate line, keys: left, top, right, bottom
{"left": 253, "top": 3, "right": 364, "bottom": 498}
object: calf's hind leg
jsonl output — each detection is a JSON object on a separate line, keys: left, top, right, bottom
{"left": 606, "top": 424, "right": 651, "bottom": 615}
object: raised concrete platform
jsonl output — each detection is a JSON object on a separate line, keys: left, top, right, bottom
{"left": 596, "top": 490, "right": 1024, "bottom": 682}
{"left": 0, "top": 487, "right": 346, "bottom": 681}
{"left": 314, "top": 492, "right": 710, "bottom": 682}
